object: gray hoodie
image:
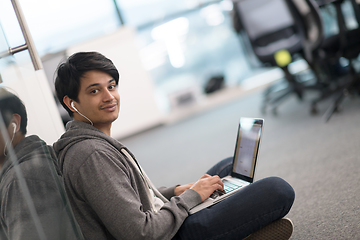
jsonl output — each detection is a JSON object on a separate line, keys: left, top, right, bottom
{"left": 53, "top": 121, "right": 202, "bottom": 240}
{"left": 0, "top": 135, "right": 81, "bottom": 240}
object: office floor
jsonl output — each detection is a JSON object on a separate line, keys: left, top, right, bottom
{"left": 120, "top": 86, "right": 360, "bottom": 239}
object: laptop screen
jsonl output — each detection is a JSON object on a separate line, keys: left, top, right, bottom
{"left": 231, "top": 118, "right": 264, "bottom": 182}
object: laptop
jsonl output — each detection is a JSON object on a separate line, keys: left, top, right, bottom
{"left": 189, "top": 117, "right": 264, "bottom": 214}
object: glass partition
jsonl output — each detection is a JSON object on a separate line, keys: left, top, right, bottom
{"left": 0, "top": 107, "right": 83, "bottom": 240}
{"left": 1, "top": 0, "right": 120, "bottom": 56}
{"left": 0, "top": 1, "right": 83, "bottom": 239}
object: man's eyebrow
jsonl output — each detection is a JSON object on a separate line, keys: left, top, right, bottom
{"left": 85, "top": 83, "right": 100, "bottom": 91}
{"left": 85, "top": 79, "right": 116, "bottom": 90}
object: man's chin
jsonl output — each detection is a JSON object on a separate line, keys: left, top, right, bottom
{"left": 109, "top": 112, "right": 120, "bottom": 123}
{"left": 93, "top": 110, "right": 119, "bottom": 125}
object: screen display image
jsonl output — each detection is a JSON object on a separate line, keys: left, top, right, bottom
{"left": 233, "top": 121, "right": 262, "bottom": 178}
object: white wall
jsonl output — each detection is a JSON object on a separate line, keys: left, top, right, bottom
{"left": 66, "top": 26, "right": 164, "bottom": 139}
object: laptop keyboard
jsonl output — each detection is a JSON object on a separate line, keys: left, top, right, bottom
{"left": 210, "top": 179, "right": 244, "bottom": 199}
{"left": 222, "top": 179, "right": 243, "bottom": 194}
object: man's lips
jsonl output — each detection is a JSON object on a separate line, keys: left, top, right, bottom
{"left": 101, "top": 103, "right": 118, "bottom": 111}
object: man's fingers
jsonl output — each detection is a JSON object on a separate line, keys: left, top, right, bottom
{"left": 208, "top": 175, "right": 223, "bottom": 186}
{"left": 216, "top": 183, "right": 224, "bottom": 191}
{"left": 203, "top": 175, "right": 224, "bottom": 191}
{"left": 200, "top": 174, "right": 211, "bottom": 179}
{"left": 191, "top": 175, "right": 225, "bottom": 201}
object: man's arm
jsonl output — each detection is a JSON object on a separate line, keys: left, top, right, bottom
{"left": 158, "top": 183, "right": 193, "bottom": 199}
{"left": 75, "top": 150, "right": 201, "bottom": 240}
{"left": 161, "top": 174, "right": 224, "bottom": 198}
{"left": 172, "top": 175, "right": 224, "bottom": 199}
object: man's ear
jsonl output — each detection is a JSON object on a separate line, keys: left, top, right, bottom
{"left": 63, "top": 96, "right": 75, "bottom": 112}
{"left": 10, "top": 114, "right": 21, "bottom": 133}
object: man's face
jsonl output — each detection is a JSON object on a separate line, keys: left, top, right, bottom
{"left": 74, "top": 70, "right": 120, "bottom": 129}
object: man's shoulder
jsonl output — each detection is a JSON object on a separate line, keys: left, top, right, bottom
{"left": 63, "top": 137, "right": 124, "bottom": 170}
{"left": 70, "top": 137, "right": 119, "bottom": 155}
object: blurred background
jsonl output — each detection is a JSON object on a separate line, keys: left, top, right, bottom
{"left": 2, "top": 0, "right": 347, "bottom": 142}
{"left": 1, "top": 0, "right": 356, "bottom": 142}
{"left": 0, "top": 0, "right": 359, "bottom": 238}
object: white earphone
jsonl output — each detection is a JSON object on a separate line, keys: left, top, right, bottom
{"left": 11, "top": 123, "right": 16, "bottom": 134}
{"left": 71, "top": 101, "right": 93, "bottom": 126}
{"left": 71, "top": 101, "right": 78, "bottom": 111}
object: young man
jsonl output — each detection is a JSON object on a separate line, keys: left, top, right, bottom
{"left": 54, "top": 51, "right": 295, "bottom": 240}
{"left": 0, "top": 88, "right": 82, "bottom": 240}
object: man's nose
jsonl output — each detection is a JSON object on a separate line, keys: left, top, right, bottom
{"left": 103, "top": 89, "right": 115, "bottom": 101}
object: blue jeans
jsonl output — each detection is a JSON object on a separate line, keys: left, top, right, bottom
{"left": 173, "top": 157, "right": 295, "bottom": 240}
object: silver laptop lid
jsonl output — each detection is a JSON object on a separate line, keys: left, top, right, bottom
{"left": 231, "top": 118, "right": 264, "bottom": 183}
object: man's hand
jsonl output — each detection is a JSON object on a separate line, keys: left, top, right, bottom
{"left": 174, "top": 183, "right": 194, "bottom": 196}
{"left": 190, "top": 174, "right": 224, "bottom": 201}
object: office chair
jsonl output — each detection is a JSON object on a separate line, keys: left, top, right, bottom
{"left": 303, "top": 0, "right": 360, "bottom": 121}
{"left": 232, "top": 0, "right": 325, "bottom": 114}
{"left": 284, "top": 0, "right": 344, "bottom": 114}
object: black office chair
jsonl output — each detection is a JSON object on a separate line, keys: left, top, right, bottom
{"left": 284, "top": 0, "right": 345, "bottom": 114}
{"left": 299, "top": 0, "right": 360, "bottom": 121}
{"left": 232, "top": 0, "right": 326, "bottom": 114}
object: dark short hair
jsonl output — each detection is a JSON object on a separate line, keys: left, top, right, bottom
{"left": 54, "top": 52, "right": 120, "bottom": 116}
{"left": 0, "top": 88, "right": 28, "bottom": 135}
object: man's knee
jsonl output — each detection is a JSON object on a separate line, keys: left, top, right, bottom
{"left": 206, "top": 157, "right": 233, "bottom": 177}
{"left": 257, "top": 177, "right": 295, "bottom": 207}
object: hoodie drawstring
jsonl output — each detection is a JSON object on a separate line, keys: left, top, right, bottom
{"left": 120, "top": 148, "right": 169, "bottom": 212}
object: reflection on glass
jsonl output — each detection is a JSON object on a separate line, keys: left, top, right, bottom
{"left": 0, "top": 88, "right": 83, "bottom": 240}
